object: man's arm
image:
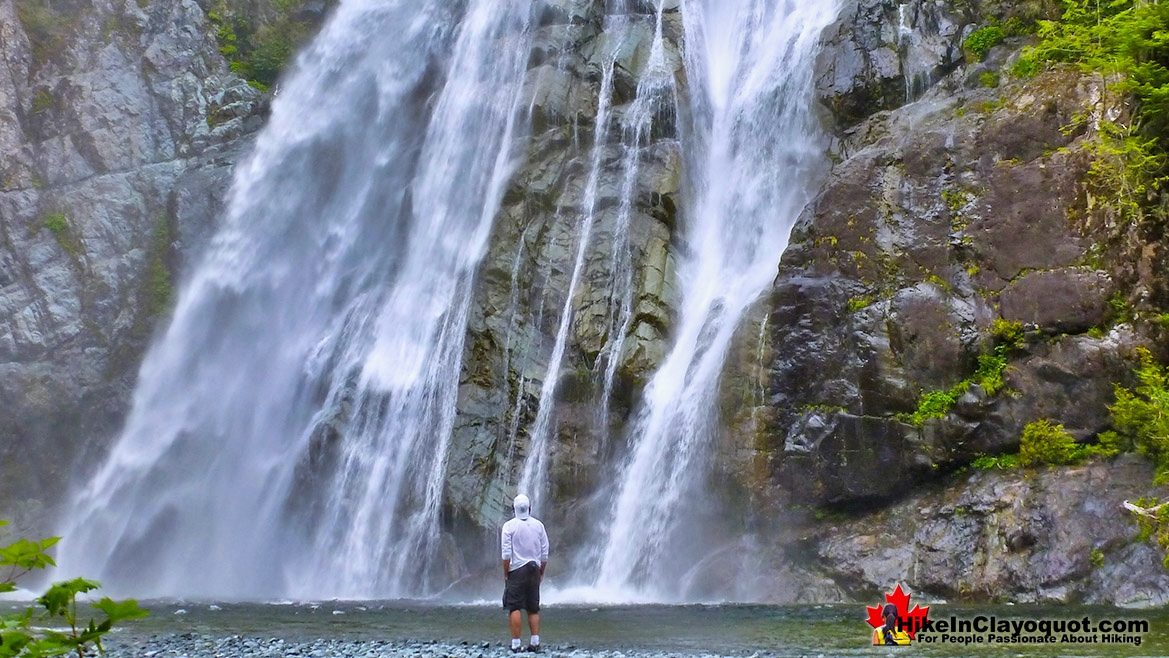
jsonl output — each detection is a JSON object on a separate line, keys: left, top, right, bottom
{"left": 538, "top": 524, "right": 549, "bottom": 580}
{"left": 501, "top": 524, "right": 513, "bottom": 580}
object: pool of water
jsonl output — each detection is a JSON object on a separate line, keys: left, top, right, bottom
{"left": 11, "top": 601, "right": 1161, "bottom": 657}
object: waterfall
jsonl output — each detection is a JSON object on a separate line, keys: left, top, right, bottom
{"left": 56, "top": 0, "right": 538, "bottom": 599}
{"left": 587, "top": 0, "right": 839, "bottom": 600}
{"left": 55, "top": 0, "right": 839, "bottom": 603}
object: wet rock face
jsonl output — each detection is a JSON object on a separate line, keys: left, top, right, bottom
{"left": 816, "top": 0, "right": 966, "bottom": 128}
{"left": 759, "top": 2, "right": 1169, "bottom": 604}
{"left": 0, "top": 0, "right": 263, "bottom": 522}
{"left": 816, "top": 0, "right": 1057, "bottom": 129}
{"left": 448, "top": 1, "right": 684, "bottom": 533}
{"left": 817, "top": 457, "right": 1169, "bottom": 607}
{"left": 766, "top": 67, "right": 1126, "bottom": 509}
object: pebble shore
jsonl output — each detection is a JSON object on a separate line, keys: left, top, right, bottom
{"left": 102, "top": 634, "right": 767, "bottom": 658}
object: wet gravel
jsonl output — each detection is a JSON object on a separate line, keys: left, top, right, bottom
{"left": 102, "top": 634, "right": 765, "bottom": 658}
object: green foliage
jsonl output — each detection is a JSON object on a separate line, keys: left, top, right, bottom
{"left": 1130, "top": 496, "right": 1169, "bottom": 568}
{"left": 964, "top": 25, "right": 1007, "bottom": 62}
{"left": 903, "top": 335, "right": 1018, "bottom": 427}
{"left": 144, "top": 218, "right": 173, "bottom": 317}
{"left": 1090, "top": 547, "right": 1105, "bottom": 567}
{"left": 979, "top": 70, "right": 1002, "bottom": 88}
{"left": 1019, "top": 419, "right": 1113, "bottom": 467}
{"left": 0, "top": 523, "right": 147, "bottom": 658}
{"left": 974, "top": 350, "right": 1009, "bottom": 396}
{"left": 42, "top": 213, "right": 81, "bottom": 257}
{"left": 1107, "top": 347, "right": 1169, "bottom": 482}
{"left": 990, "top": 318, "right": 1026, "bottom": 349}
{"left": 846, "top": 295, "right": 875, "bottom": 313}
{"left": 906, "top": 386, "right": 964, "bottom": 426}
{"left": 971, "top": 453, "right": 1021, "bottom": 470}
{"left": 207, "top": 0, "right": 313, "bottom": 90}
{"left": 1019, "top": 419, "right": 1079, "bottom": 466}
{"left": 1013, "top": 1, "right": 1169, "bottom": 230}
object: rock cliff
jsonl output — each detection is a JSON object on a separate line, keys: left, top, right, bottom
{"left": 742, "top": 0, "right": 1169, "bottom": 605}
{"left": 0, "top": 0, "right": 263, "bottom": 530}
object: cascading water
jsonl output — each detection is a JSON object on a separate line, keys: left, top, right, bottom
{"left": 587, "top": 0, "right": 840, "bottom": 600}
{"left": 55, "top": 0, "right": 838, "bottom": 603}
{"left": 56, "top": 0, "right": 539, "bottom": 599}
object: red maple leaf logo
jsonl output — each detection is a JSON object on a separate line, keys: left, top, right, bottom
{"left": 866, "top": 583, "right": 930, "bottom": 640}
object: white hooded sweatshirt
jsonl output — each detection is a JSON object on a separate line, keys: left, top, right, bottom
{"left": 501, "top": 494, "right": 549, "bottom": 571}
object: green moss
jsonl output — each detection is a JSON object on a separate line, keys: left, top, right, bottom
{"left": 979, "top": 70, "right": 1001, "bottom": 88}
{"left": 990, "top": 318, "right": 1025, "bottom": 349}
{"left": 971, "top": 453, "right": 1020, "bottom": 470}
{"left": 904, "top": 385, "right": 965, "bottom": 426}
{"left": 846, "top": 295, "right": 875, "bottom": 313}
{"left": 14, "top": 0, "right": 77, "bottom": 67}
{"left": 941, "top": 187, "right": 971, "bottom": 213}
{"left": 1090, "top": 547, "right": 1105, "bottom": 568}
{"left": 923, "top": 273, "right": 952, "bottom": 293}
{"left": 143, "top": 218, "right": 173, "bottom": 317}
{"left": 974, "top": 351, "right": 1008, "bottom": 396}
{"left": 42, "top": 212, "right": 81, "bottom": 257}
{"left": 902, "top": 333, "right": 1019, "bottom": 427}
{"left": 30, "top": 88, "right": 52, "bottom": 115}
{"left": 964, "top": 25, "right": 1007, "bottom": 62}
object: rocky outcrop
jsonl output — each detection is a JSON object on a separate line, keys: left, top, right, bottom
{"left": 751, "top": 1, "right": 1169, "bottom": 605}
{"left": 816, "top": 0, "right": 1054, "bottom": 128}
{"left": 0, "top": 0, "right": 263, "bottom": 528}
{"left": 764, "top": 64, "right": 1137, "bottom": 506}
{"left": 817, "top": 456, "right": 1169, "bottom": 607}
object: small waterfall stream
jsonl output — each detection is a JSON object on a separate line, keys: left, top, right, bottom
{"left": 588, "top": 0, "right": 840, "bottom": 599}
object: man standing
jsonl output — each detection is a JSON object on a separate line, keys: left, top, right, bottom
{"left": 501, "top": 494, "right": 549, "bottom": 653}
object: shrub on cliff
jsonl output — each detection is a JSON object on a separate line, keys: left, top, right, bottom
{"left": 1019, "top": 419, "right": 1091, "bottom": 466}
{"left": 207, "top": 0, "right": 317, "bottom": 90}
{"left": 1101, "top": 347, "right": 1169, "bottom": 482}
{"left": 0, "top": 520, "right": 147, "bottom": 657}
{"left": 1015, "top": 1, "right": 1169, "bottom": 227}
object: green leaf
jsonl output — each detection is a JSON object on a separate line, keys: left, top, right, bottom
{"left": 37, "top": 578, "right": 100, "bottom": 616}
{"left": 94, "top": 597, "right": 149, "bottom": 623}
{"left": 0, "top": 537, "right": 59, "bottom": 571}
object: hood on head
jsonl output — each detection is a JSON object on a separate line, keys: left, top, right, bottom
{"left": 513, "top": 494, "right": 530, "bottom": 520}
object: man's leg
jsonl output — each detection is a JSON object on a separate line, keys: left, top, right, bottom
{"left": 509, "top": 610, "right": 522, "bottom": 639}
{"left": 528, "top": 612, "right": 540, "bottom": 637}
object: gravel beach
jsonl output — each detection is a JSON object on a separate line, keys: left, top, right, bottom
{"left": 101, "top": 634, "right": 770, "bottom": 658}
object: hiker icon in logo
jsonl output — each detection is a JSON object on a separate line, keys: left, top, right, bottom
{"left": 866, "top": 584, "right": 929, "bottom": 646}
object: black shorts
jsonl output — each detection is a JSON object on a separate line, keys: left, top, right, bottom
{"left": 502, "top": 562, "right": 541, "bottom": 613}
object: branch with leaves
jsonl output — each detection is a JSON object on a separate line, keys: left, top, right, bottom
{"left": 0, "top": 520, "right": 148, "bottom": 658}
